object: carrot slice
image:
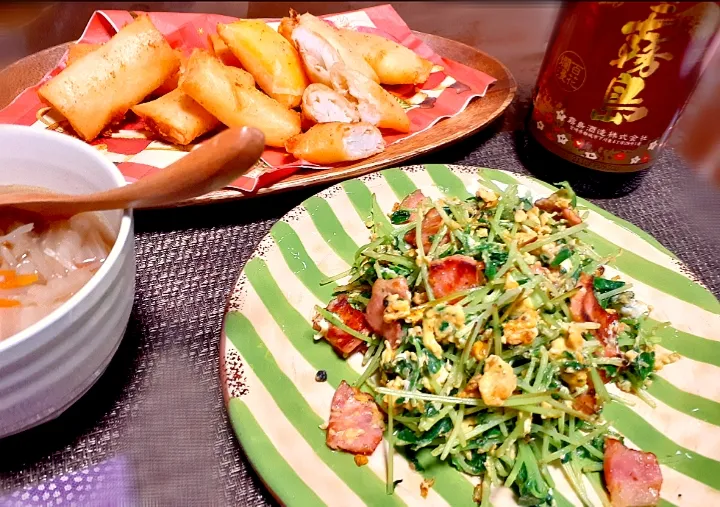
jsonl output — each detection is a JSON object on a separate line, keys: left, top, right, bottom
{"left": 0, "top": 272, "right": 38, "bottom": 289}
{"left": 0, "top": 298, "right": 20, "bottom": 307}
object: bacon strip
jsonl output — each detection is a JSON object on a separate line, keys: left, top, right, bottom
{"left": 428, "top": 254, "right": 485, "bottom": 299}
{"left": 394, "top": 190, "right": 451, "bottom": 252}
{"left": 326, "top": 381, "right": 385, "bottom": 455}
{"left": 365, "top": 277, "right": 410, "bottom": 348}
{"left": 404, "top": 208, "right": 450, "bottom": 253}
{"left": 319, "top": 295, "right": 372, "bottom": 357}
{"left": 570, "top": 274, "right": 620, "bottom": 357}
{"left": 604, "top": 438, "right": 662, "bottom": 507}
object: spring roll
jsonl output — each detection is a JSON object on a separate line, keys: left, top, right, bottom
{"left": 285, "top": 122, "right": 384, "bottom": 164}
{"left": 66, "top": 43, "right": 185, "bottom": 97}
{"left": 302, "top": 83, "right": 360, "bottom": 124}
{"left": 286, "top": 11, "right": 379, "bottom": 86}
{"left": 217, "top": 20, "right": 309, "bottom": 109}
{"left": 66, "top": 43, "right": 101, "bottom": 66}
{"left": 38, "top": 15, "right": 180, "bottom": 141}
{"left": 339, "top": 29, "right": 434, "bottom": 85}
{"left": 180, "top": 50, "right": 300, "bottom": 148}
{"left": 131, "top": 88, "right": 219, "bottom": 145}
{"left": 208, "top": 33, "right": 243, "bottom": 67}
{"left": 331, "top": 65, "right": 410, "bottom": 133}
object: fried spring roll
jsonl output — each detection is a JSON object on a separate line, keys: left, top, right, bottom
{"left": 180, "top": 50, "right": 300, "bottom": 148}
{"left": 39, "top": 15, "right": 180, "bottom": 141}
{"left": 302, "top": 83, "right": 360, "bottom": 124}
{"left": 208, "top": 33, "right": 243, "bottom": 67}
{"left": 339, "top": 29, "right": 434, "bottom": 85}
{"left": 131, "top": 88, "right": 219, "bottom": 145}
{"left": 66, "top": 43, "right": 185, "bottom": 97}
{"left": 217, "top": 20, "right": 309, "bottom": 109}
{"left": 286, "top": 12, "right": 379, "bottom": 86}
{"left": 285, "top": 122, "right": 384, "bottom": 164}
{"left": 331, "top": 65, "right": 410, "bottom": 133}
{"left": 66, "top": 43, "right": 100, "bottom": 66}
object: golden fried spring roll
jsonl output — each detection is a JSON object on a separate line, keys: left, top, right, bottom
{"left": 217, "top": 20, "right": 309, "bottom": 109}
{"left": 66, "top": 43, "right": 184, "bottom": 97}
{"left": 285, "top": 122, "right": 384, "bottom": 164}
{"left": 131, "top": 88, "right": 219, "bottom": 145}
{"left": 66, "top": 43, "right": 101, "bottom": 66}
{"left": 208, "top": 33, "right": 243, "bottom": 67}
{"left": 331, "top": 65, "right": 410, "bottom": 133}
{"left": 339, "top": 29, "right": 434, "bottom": 85}
{"left": 302, "top": 83, "right": 360, "bottom": 124}
{"left": 180, "top": 50, "right": 300, "bottom": 148}
{"left": 289, "top": 12, "right": 379, "bottom": 85}
{"left": 39, "top": 15, "right": 180, "bottom": 141}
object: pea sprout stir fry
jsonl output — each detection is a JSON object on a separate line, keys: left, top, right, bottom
{"left": 313, "top": 178, "right": 679, "bottom": 506}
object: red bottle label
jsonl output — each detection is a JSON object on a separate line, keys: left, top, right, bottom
{"left": 529, "top": 2, "right": 720, "bottom": 172}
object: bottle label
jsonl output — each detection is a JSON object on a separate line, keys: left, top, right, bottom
{"left": 528, "top": 2, "right": 720, "bottom": 172}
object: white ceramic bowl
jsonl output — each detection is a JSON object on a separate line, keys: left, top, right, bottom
{"left": 0, "top": 125, "right": 135, "bottom": 438}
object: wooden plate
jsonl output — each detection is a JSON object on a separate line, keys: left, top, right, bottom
{"left": 0, "top": 33, "right": 516, "bottom": 205}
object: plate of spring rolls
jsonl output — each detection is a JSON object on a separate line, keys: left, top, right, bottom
{"left": 0, "top": 6, "right": 516, "bottom": 205}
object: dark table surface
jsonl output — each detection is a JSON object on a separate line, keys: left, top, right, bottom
{"left": 0, "top": 3, "right": 719, "bottom": 506}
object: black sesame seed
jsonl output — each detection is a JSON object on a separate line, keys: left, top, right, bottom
{"left": 315, "top": 370, "right": 328, "bottom": 382}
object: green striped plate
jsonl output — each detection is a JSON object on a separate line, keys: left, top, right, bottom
{"left": 220, "top": 164, "right": 720, "bottom": 507}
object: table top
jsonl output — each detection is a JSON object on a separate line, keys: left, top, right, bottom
{"left": 0, "top": 3, "right": 719, "bottom": 506}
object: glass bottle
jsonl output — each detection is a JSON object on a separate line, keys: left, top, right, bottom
{"left": 524, "top": 1, "right": 720, "bottom": 191}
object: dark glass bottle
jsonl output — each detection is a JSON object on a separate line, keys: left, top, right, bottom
{"left": 523, "top": 1, "right": 720, "bottom": 196}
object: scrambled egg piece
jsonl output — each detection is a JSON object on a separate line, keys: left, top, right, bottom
{"left": 561, "top": 370, "right": 588, "bottom": 392}
{"left": 434, "top": 305, "right": 465, "bottom": 338}
{"left": 504, "top": 275, "right": 520, "bottom": 290}
{"left": 548, "top": 338, "right": 568, "bottom": 360}
{"left": 381, "top": 340, "right": 396, "bottom": 365}
{"left": 566, "top": 324, "right": 585, "bottom": 351}
{"left": 502, "top": 302, "right": 539, "bottom": 346}
{"left": 412, "top": 291, "right": 428, "bottom": 305}
{"left": 476, "top": 188, "right": 498, "bottom": 207}
{"left": 654, "top": 346, "right": 681, "bottom": 371}
{"left": 526, "top": 206, "right": 540, "bottom": 221}
{"left": 384, "top": 376, "right": 421, "bottom": 411}
{"left": 421, "top": 362, "right": 451, "bottom": 393}
{"left": 384, "top": 294, "right": 411, "bottom": 323}
{"left": 477, "top": 355, "right": 517, "bottom": 406}
{"left": 422, "top": 313, "right": 444, "bottom": 359}
{"left": 514, "top": 209, "right": 528, "bottom": 223}
{"left": 471, "top": 340, "right": 490, "bottom": 362}
{"left": 421, "top": 305, "right": 466, "bottom": 357}
{"left": 354, "top": 455, "right": 369, "bottom": 467}
{"left": 420, "top": 478, "right": 436, "bottom": 499}
{"left": 549, "top": 322, "right": 594, "bottom": 360}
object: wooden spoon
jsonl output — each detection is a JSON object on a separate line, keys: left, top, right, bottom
{"left": 0, "top": 126, "right": 265, "bottom": 217}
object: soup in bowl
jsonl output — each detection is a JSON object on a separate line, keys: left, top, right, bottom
{"left": 0, "top": 125, "right": 134, "bottom": 437}
{"left": 0, "top": 205, "right": 115, "bottom": 340}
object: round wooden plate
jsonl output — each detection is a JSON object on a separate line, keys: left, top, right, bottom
{"left": 0, "top": 33, "right": 517, "bottom": 205}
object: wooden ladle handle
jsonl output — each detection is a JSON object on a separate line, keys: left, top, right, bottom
{"left": 0, "top": 126, "right": 265, "bottom": 217}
